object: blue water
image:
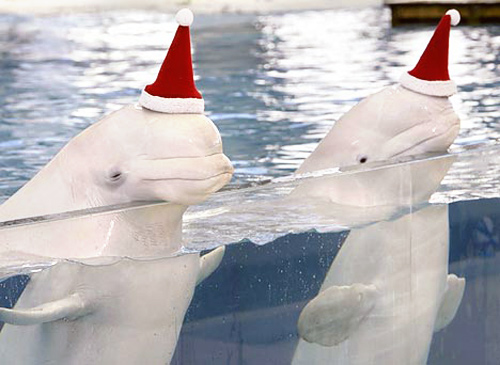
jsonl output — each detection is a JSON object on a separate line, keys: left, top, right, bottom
{"left": 0, "top": 7, "right": 499, "bottom": 365}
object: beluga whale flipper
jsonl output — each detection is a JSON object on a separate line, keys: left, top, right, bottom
{"left": 0, "top": 9, "right": 233, "bottom": 364}
{"left": 297, "top": 283, "right": 378, "bottom": 347}
{"left": 291, "top": 10, "right": 465, "bottom": 365}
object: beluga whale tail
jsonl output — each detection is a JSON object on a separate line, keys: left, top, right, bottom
{"left": 291, "top": 10, "right": 466, "bottom": 365}
{"left": 0, "top": 8, "right": 233, "bottom": 365}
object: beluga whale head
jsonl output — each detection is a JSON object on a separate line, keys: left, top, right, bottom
{"left": 0, "top": 9, "right": 233, "bottom": 260}
{"left": 293, "top": 9, "right": 461, "bottom": 207}
{"left": 0, "top": 9, "right": 233, "bottom": 223}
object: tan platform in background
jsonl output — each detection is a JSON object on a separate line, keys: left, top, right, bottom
{"left": 385, "top": 0, "right": 500, "bottom": 25}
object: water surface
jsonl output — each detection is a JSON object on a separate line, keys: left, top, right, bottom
{"left": 0, "top": 8, "right": 498, "bottom": 202}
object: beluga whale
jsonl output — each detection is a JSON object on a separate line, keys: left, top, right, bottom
{"left": 0, "top": 9, "right": 233, "bottom": 364}
{"left": 291, "top": 10, "right": 465, "bottom": 365}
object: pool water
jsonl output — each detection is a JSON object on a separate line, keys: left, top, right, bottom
{"left": 0, "top": 8, "right": 498, "bottom": 200}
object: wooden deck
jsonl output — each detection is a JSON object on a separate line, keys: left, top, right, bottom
{"left": 385, "top": 0, "right": 500, "bottom": 26}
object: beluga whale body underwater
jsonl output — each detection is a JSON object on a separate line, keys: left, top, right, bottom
{"left": 291, "top": 10, "right": 466, "bottom": 365}
{"left": 0, "top": 9, "right": 233, "bottom": 364}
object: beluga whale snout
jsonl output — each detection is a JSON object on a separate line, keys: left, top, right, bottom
{"left": 0, "top": 8, "right": 233, "bottom": 365}
{"left": 91, "top": 107, "right": 234, "bottom": 206}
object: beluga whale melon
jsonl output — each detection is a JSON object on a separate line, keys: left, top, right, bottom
{"left": 0, "top": 8, "right": 233, "bottom": 364}
{"left": 291, "top": 10, "right": 465, "bottom": 365}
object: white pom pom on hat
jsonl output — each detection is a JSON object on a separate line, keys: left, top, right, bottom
{"left": 176, "top": 8, "right": 194, "bottom": 27}
{"left": 446, "top": 9, "right": 461, "bottom": 26}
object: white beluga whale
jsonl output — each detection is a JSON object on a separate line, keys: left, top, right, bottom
{"left": 0, "top": 9, "right": 232, "bottom": 364}
{"left": 291, "top": 10, "right": 465, "bottom": 365}
{"left": 0, "top": 105, "right": 232, "bottom": 258}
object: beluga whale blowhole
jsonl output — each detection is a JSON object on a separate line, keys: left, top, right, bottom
{"left": 0, "top": 9, "right": 233, "bottom": 364}
{"left": 291, "top": 10, "right": 466, "bottom": 365}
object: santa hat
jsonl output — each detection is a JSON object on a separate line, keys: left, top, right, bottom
{"left": 400, "top": 9, "right": 461, "bottom": 97}
{"left": 139, "top": 9, "right": 204, "bottom": 114}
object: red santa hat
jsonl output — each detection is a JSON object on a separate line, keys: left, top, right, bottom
{"left": 139, "top": 9, "right": 204, "bottom": 114}
{"left": 400, "top": 9, "right": 461, "bottom": 97}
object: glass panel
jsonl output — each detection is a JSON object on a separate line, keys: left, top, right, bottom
{"left": 0, "top": 144, "right": 497, "bottom": 363}
{"left": 172, "top": 146, "right": 500, "bottom": 364}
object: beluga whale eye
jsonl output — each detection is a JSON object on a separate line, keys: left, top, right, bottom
{"left": 107, "top": 169, "right": 124, "bottom": 184}
{"left": 357, "top": 155, "right": 368, "bottom": 164}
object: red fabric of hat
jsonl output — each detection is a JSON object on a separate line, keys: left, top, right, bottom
{"left": 400, "top": 9, "right": 460, "bottom": 97}
{"left": 139, "top": 9, "right": 204, "bottom": 114}
{"left": 145, "top": 26, "right": 202, "bottom": 99}
{"left": 408, "top": 15, "right": 451, "bottom": 82}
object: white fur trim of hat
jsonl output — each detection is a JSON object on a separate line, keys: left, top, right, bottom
{"left": 400, "top": 72, "right": 457, "bottom": 97}
{"left": 139, "top": 89, "right": 205, "bottom": 114}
